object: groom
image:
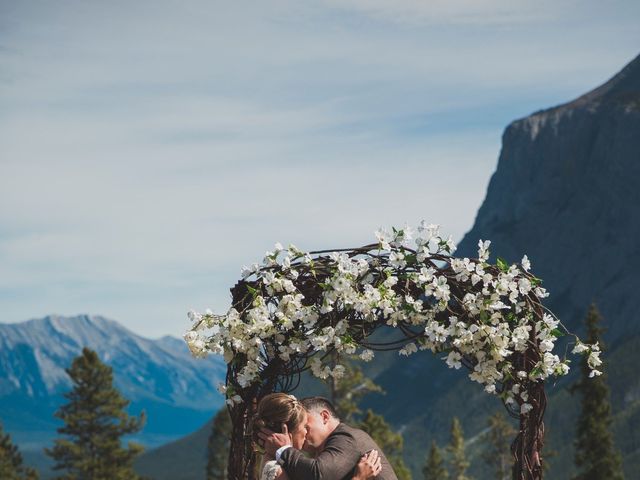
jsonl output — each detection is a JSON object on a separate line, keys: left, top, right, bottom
{"left": 259, "top": 396, "right": 398, "bottom": 480}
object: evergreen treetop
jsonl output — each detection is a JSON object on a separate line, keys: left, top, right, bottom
{"left": 206, "top": 408, "right": 232, "bottom": 480}
{"left": 0, "top": 422, "right": 39, "bottom": 480}
{"left": 330, "top": 357, "right": 383, "bottom": 423}
{"left": 423, "top": 440, "right": 448, "bottom": 480}
{"left": 447, "top": 417, "right": 472, "bottom": 480}
{"left": 45, "top": 347, "right": 146, "bottom": 480}
{"left": 481, "top": 412, "right": 515, "bottom": 480}
{"left": 569, "top": 304, "right": 624, "bottom": 480}
{"left": 359, "top": 409, "right": 412, "bottom": 480}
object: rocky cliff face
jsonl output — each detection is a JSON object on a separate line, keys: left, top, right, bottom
{"left": 361, "top": 53, "right": 640, "bottom": 478}
{"left": 457, "top": 53, "right": 640, "bottom": 342}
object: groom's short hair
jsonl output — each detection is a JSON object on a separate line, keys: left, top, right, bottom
{"left": 301, "top": 396, "right": 339, "bottom": 420}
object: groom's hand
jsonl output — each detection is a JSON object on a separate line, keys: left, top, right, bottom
{"left": 258, "top": 423, "right": 292, "bottom": 457}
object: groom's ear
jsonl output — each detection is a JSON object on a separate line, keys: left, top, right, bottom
{"left": 321, "top": 409, "right": 331, "bottom": 424}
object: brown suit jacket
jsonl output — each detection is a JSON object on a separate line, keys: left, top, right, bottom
{"left": 279, "top": 423, "right": 398, "bottom": 480}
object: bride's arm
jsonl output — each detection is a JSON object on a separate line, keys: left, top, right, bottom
{"left": 352, "top": 450, "right": 382, "bottom": 480}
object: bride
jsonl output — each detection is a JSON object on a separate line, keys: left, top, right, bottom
{"left": 253, "top": 393, "right": 382, "bottom": 480}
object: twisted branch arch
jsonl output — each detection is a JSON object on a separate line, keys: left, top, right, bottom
{"left": 186, "top": 226, "right": 599, "bottom": 480}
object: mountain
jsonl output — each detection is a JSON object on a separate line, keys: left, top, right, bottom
{"left": 456, "top": 52, "right": 640, "bottom": 343}
{"left": 135, "top": 416, "right": 214, "bottom": 480}
{"left": 365, "top": 52, "right": 640, "bottom": 478}
{"left": 0, "top": 314, "right": 226, "bottom": 453}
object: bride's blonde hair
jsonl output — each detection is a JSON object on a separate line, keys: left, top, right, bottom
{"left": 252, "top": 393, "right": 306, "bottom": 445}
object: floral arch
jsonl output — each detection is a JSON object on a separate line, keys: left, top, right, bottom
{"left": 185, "top": 222, "right": 601, "bottom": 480}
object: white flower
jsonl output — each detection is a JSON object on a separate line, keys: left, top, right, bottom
{"left": 589, "top": 369, "right": 603, "bottom": 378}
{"left": 521, "top": 255, "right": 531, "bottom": 272}
{"left": 539, "top": 338, "right": 555, "bottom": 352}
{"left": 535, "top": 287, "right": 549, "bottom": 298}
{"left": 418, "top": 267, "right": 435, "bottom": 284}
{"left": 477, "top": 240, "right": 491, "bottom": 262}
{"left": 572, "top": 342, "right": 589, "bottom": 354}
{"left": 587, "top": 350, "right": 602, "bottom": 369}
{"left": 360, "top": 349, "right": 375, "bottom": 362}
{"left": 433, "top": 276, "right": 450, "bottom": 301}
{"left": 445, "top": 351, "right": 462, "bottom": 369}
{"left": 520, "top": 402, "right": 533, "bottom": 414}
{"left": 399, "top": 343, "right": 418, "bottom": 356}
{"left": 389, "top": 251, "right": 407, "bottom": 269}
{"left": 241, "top": 263, "right": 260, "bottom": 279}
{"left": 184, "top": 331, "right": 207, "bottom": 357}
{"left": 555, "top": 362, "right": 570, "bottom": 376}
{"left": 443, "top": 235, "right": 457, "bottom": 254}
{"left": 262, "top": 271, "right": 276, "bottom": 286}
{"left": 375, "top": 227, "right": 393, "bottom": 250}
{"left": 331, "top": 364, "right": 346, "bottom": 379}
{"left": 310, "top": 358, "right": 331, "bottom": 380}
{"left": 518, "top": 278, "right": 532, "bottom": 295}
{"left": 511, "top": 325, "right": 531, "bottom": 352}
{"left": 226, "top": 394, "right": 243, "bottom": 407}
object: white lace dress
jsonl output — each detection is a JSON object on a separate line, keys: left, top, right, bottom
{"left": 260, "top": 460, "right": 282, "bottom": 480}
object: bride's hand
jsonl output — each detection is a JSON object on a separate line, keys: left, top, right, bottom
{"left": 258, "top": 423, "right": 293, "bottom": 457}
{"left": 353, "top": 449, "right": 382, "bottom": 480}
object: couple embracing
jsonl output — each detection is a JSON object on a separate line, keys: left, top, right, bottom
{"left": 254, "top": 394, "right": 398, "bottom": 480}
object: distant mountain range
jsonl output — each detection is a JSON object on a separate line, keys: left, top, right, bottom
{"left": 0, "top": 314, "right": 226, "bottom": 453}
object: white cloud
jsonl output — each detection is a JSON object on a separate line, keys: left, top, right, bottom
{"left": 1, "top": 0, "right": 639, "bottom": 337}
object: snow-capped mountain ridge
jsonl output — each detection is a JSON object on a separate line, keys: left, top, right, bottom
{"left": 0, "top": 314, "right": 227, "bottom": 449}
{"left": 1, "top": 314, "right": 225, "bottom": 403}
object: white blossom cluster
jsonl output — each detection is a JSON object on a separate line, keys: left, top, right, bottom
{"left": 185, "top": 222, "right": 601, "bottom": 414}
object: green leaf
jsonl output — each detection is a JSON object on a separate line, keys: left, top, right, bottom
{"left": 530, "top": 366, "right": 543, "bottom": 377}
{"left": 496, "top": 257, "right": 509, "bottom": 272}
{"left": 530, "top": 276, "right": 543, "bottom": 286}
{"left": 550, "top": 328, "right": 564, "bottom": 338}
{"left": 246, "top": 285, "right": 258, "bottom": 298}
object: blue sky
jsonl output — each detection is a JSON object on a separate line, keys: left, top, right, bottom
{"left": 1, "top": 0, "right": 639, "bottom": 338}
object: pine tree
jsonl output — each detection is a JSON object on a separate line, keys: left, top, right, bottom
{"left": 481, "top": 412, "right": 515, "bottom": 480}
{"left": 331, "top": 358, "right": 383, "bottom": 423}
{"left": 0, "top": 423, "right": 39, "bottom": 480}
{"left": 45, "top": 348, "right": 146, "bottom": 480}
{"left": 359, "top": 409, "right": 412, "bottom": 480}
{"left": 423, "top": 440, "right": 448, "bottom": 480}
{"left": 569, "top": 304, "right": 624, "bottom": 480}
{"left": 206, "top": 408, "right": 232, "bottom": 480}
{"left": 447, "top": 417, "right": 472, "bottom": 480}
